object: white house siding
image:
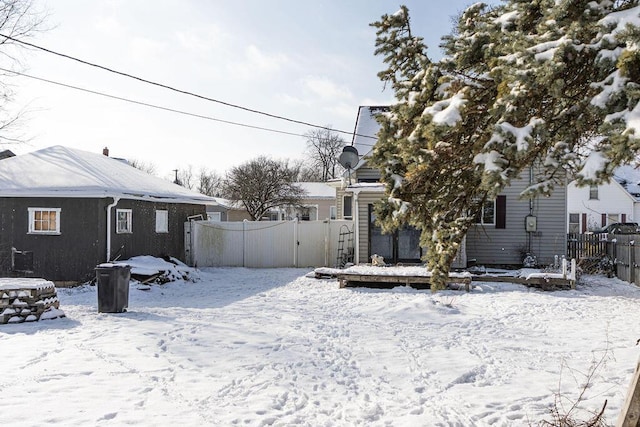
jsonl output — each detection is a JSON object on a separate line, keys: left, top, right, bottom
{"left": 354, "top": 167, "right": 380, "bottom": 182}
{"left": 466, "top": 171, "right": 567, "bottom": 266}
{"left": 567, "top": 181, "right": 635, "bottom": 232}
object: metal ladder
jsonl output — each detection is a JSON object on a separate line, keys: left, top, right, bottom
{"left": 336, "top": 224, "right": 354, "bottom": 268}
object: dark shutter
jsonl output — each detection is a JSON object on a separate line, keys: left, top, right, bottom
{"left": 622, "top": 213, "right": 627, "bottom": 223}
{"left": 495, "top": 195, "right": 506, "bottom": 229}
{"left": 582, "top": 213, "right": 587, "bottom": 233}
{"left": 601, "top": 214, "right": 607, "bottom": 227}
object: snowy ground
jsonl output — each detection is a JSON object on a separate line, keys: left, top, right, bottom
{"left": 2, "top": 266, "right": 640, "bottom": 426}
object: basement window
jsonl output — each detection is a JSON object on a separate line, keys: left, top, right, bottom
{"left": 28, "top": 207, "right": 61, "bottom": 234}
{"left": 116, "top": 209, "right": 133, "bottom": 234}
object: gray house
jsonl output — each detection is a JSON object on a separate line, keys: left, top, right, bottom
{"left": 0, "top": 145, "right": 216, "bottom": 284}
{"left": 333, "top": 106, "right": 567, "bottom": 267}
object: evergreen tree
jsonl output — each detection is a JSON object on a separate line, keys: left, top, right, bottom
{"left": 370, "top": 1, "right": 640, "bottom": 291}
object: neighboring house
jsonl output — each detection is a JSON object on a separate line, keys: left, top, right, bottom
{"left": 0, "top": 145, "right": 216, "bottom": 283}
{"left": 207, "top": 182, "right": 337, "bottom": 222}
{"left": 271, "top": 182, "right": 337, "bottom": 221}
{"left": 332, "top": 106, "right": 567, "bottom": 267}
{"left": 206, "top": 198, "right": 252, "bottom": 222}
{"left": 567, "top": 165, "right": 640, "bottom": 233}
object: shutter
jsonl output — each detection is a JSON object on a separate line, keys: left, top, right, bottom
{"left": 601, "top": 214, "right": 607, "bottom": 227}
{"left": 495, "top": 195, "right": 506, "bottom": 229}
{"left": 582, "top": 213, "right": 587, "bottom": 233}
{"left": 622, "top": 213, "right": 627, "bottom": 223}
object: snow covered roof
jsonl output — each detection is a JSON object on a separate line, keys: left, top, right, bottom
{"left": 613, "top": 165, "right": 640, "bottom": 200}
{"left": 210, "top": 197, "right": 244, "bottom": 210}
{"left": 0, "top": 145, "right": 216, "bottom": 205}
{"left": 296, "top": 182, "right": 336, "bottom": 199}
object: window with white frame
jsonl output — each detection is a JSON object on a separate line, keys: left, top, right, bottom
{"left": 475, "top": 200, "right": 496, "bottom": 225}
{"left": 155, "top": 210, "right": 168, "bottom": 233}
{"left": 569, "top": 213, "right": 580, "bottom": 233}
{"left": 607, "top": 213, "right": 621, "bottom": 225}
{"left": 589, "top": 185, "right": 598, "bottom": 200}
{"left": 116, "top": 209, "right": 132, "bottom": 233}
{"left": 28, "top": 208, "right": 61, "bottom": 234}
{"left": 207, "top": 212, "right": 222, "bottom": 222}
{"left": 343, "top": 195, "right": 353, "bottom": 219}
{"left": 330, "top": 206, "right": 337, "bottom": 220}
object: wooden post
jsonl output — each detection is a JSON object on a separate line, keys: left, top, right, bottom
{"left": 617, "top": 360, "right": 640, "bottom": 427}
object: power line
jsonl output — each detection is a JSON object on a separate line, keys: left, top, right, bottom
{"left": 0, "top": 67, "right": 315, "bottom": 139}
{"left": 0, "top": 33, "right": 378, "bottom": 143}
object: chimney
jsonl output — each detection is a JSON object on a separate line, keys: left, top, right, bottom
{"left": 102, "top": 147, "right": 109, "bottom": 157}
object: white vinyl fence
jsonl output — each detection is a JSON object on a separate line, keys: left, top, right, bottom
{"left": 186, "top": 219, "right": 354, "bottom": 268}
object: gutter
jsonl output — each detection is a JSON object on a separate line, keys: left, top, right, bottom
{"left": 106, "top": 196, "right": 120, "bottom": 261}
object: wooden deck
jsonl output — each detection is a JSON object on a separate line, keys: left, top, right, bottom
{"left": 336, "top": 272, "right": 472, "bottom": 291}
{"left": 330, "top": 272, "right": 574, "bottom": 291}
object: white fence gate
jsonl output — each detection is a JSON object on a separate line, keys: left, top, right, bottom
{"left": 186, "top": 219, "right": 354, "bottom": 268}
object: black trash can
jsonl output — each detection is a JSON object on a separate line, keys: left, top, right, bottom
{"left": 95, "top": 264, "right": 131, "bottom": 313}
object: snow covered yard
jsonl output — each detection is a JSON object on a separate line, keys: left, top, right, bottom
{"left": 1, "top": 268, "right": 640, "bottom": 426}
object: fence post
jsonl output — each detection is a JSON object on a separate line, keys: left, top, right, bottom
{"left": 293, "top": 218, "right": 299, "bottom": 268}
{"left": 632, "top": 240, "right": 636, "bottom": 285}
{"left": 242, "top": 219, "right": 246, "bottom": 267}
{"left": 324, "top": 220, "right": 330, "bottom": 267}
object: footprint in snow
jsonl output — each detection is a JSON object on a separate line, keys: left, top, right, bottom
{"left": 97, "top": 412, "right": 117, "bottom": 421}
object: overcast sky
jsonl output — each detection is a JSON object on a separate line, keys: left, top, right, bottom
{"left": 4, "top": 0, "right": 494, "bottom": 181}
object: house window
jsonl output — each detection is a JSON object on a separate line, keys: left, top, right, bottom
{"left": 475, "top": 200, "right": 496, "bottom": 225}
{"left": 607, "top": 213, "right": 621, "bottom": 225}
{"left": 300, "top": 207, "right": 310, "bottom": 221}
{"left": 116, "top": 209, "right": 132, "bottom": 233}
{"left": 28, "top": 208, "right": 61, "bottom": 234}
{"left": 155, "top": 210, "right": 168, "bottom": 233}
{"left": 330, "top": 206, "right": 337, "bottom": 220}
{"left": 589, "top": 185, "right": 598, "bottom": 200}
{"left": 569, "top": 213, "right": 580, "bottom": 233}
{"left": 267, "top": 211, "right": 280, "bottom": 221}
{"left": 207, "top": 212, "right": 222, "bottom": 222}
{"left": 343, "top": 195, "right": 353, "bottom": 219}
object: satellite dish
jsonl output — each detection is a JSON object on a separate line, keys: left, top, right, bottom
{"left": 338, "top": 145, "right": 359, "bottom": 169}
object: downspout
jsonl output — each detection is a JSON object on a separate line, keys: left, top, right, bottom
{"left": 353, "top": 190, "right": 360, "bottom": 264}
{"left": 528, "top": 165, "right": 534, "bottom": 254}
{"left": 106, "top": 196, "right": 120, "bottom": 262}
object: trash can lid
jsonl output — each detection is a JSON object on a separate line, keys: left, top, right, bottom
{"left": 96, "top": 263, "right": 131, "bottom": 269}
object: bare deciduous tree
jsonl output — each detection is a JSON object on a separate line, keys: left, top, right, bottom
{"left": 129, "top": 159, "right": 157, "bottom": 176}
{"left": 221, "top": 156, "right": 306, "bottom": 221}
{"left": 0, "top": 0, "right": 47, "bottom": 146}
{"left": 292, "top": 159, "right": 322, "bottom": 182}
{"left": 304, "top": 126, "right": 345, "bottom": 181}
{"left": 197, "top": 167, "right": 222, "bottom": 197}
{"left": 173, "top": 166, "right": 195, "bottom": 189}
